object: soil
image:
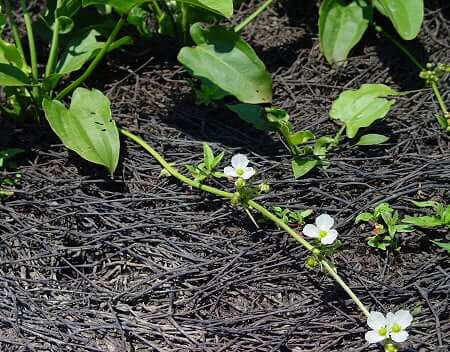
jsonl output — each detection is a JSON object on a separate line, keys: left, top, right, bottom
{"left": 1, "top": 1, "right": 450, "bottom": 351}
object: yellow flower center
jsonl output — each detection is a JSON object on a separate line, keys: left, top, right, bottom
{"left": 236, "top": 167, "right": 245, "bottom": 176}
{"left": 319, "top": 230, "right": 328, "bottom": 238}
{"left": 378, "top": 327, "right": 388, "bottom": 336}
{"left": 391, "top": 323, "right": 402, "bottom": 333}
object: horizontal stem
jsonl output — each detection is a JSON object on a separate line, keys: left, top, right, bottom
{"left": 121, "top": 128, "right": 370, "bottom": 317}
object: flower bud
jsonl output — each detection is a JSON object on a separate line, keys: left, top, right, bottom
{"left": 384, "top": 343, "right": 399, "bottom": 352}
{"left": 305, "top": 256, "right": 319, "bottom": 269}
{"left": 235, "top": 178, "right": 246, "bottom": 189}
{"left": 231, "top": 193, "right": 240, "bottom": 206}
{"left": 258, "top": 182, "right": 270, "bottom": 193}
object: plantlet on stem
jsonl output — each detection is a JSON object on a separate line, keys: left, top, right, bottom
{"left": 356, "top": 203, "right": 414, "bottom": 251}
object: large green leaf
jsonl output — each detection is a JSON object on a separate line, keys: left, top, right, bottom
{"left": 43, "top": 88, "right": 120, "bottom": 174}
{"left": 82, "top": 0, "right": 147, "bottom": 14}
{"left": 330, "top": 84, "right": 399, "bottom": 138}
{"left": 176, "top": 0, "right": 233, "bottom": 18}
{"left": 374, "top": 0, "right": 423, "bottom": 40}
{"left": 56, "top": 30, "right": 104, "bottom": 74}
{"left": 319, "top": 0, "right": 372, "bottom": 65}
{"left": 178, "top": 23, "right": 272, "bottom": 104}
{"left": 0, "top": 64, "right": 31, "bottom": 86}
{"left": 0, "top": 39, "right": 31, "bottom": 86}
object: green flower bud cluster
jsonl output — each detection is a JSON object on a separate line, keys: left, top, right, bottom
{"left": 420, "top": 62, "right": 450, "bottom": 85}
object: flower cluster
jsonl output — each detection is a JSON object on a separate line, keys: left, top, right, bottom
{"left": 366, "top": 310, "right": 413, "bottom": 350}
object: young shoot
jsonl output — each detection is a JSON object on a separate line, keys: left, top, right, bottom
{"left": 356, "top": 203, "right": 414, "bottom": 251}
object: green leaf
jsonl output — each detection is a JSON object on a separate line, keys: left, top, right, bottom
{"left": 330, "top": 84, "right": 400, "bottom": 138}
{"left": 291, "top": 158, "right": 318, "bottom": 179}
{"left": 176, "top": 0, "right": 233, "bottom": 18}
{"left": 227, "top": 104, "right": 271, "bottom": 131}
{"left": 0, "top": 64, "right": 31, "bottom": 86}
{"left": 265, "top": 107, "right": 290, "bottom": 125}
{"left": 355, "top": 212, "right": 375, "bottom": 223}
{"left": 402, "top": 215, "right": 443, "bottom": 229}
{"left": 0, "top": 40, "right": 30, "bottom": 73}
{"left": 128, "top": 5, "right": 152, "bottom": 38}
{"left": 356, "top": 133, "right": 389, "bottom": 145}
{"left": 82, "top": 0, "right": 147, "bottom": 14}
{"left": 313, "top": 136, "right": 335, "bottom": 158}
{"left": 410, "top": 200, "right": 441, "bottom": 209}
{"left": 431, "top": 241, "right": 450, "bottom": 253}
{"left": 56, "top": 30, "right": 132, "bottom": 75}
{"left": 290, "top": 130, "right": 315, "bottom": 146}
{"left": 203, "top": 143, "right": 214, "bottom": 170}
{"left": 375, "top": 0, "right": 424, "bottom": 40}
{"left": 178, "top": 23, "right": 272, "bottom": 104}
{"left": 43, "top": 88, "right": 120, "bottom": 174}
{"left": 319, "top": 0, "right": 372, "bottom": 65}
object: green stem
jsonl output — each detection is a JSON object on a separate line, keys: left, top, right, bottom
{"left": 119, "top": 129, "right": 234, "bottom": 199}
{"left": 20, "top": 0, "right": 39, "bottom": 87}
{"left": 56, "top": 15, "right": 127, "bottom": 100}
{"left": 3, "top": 0, "right": 25, "bottom": 58}
{"left": 45, "top": 0, "right": 61, "bottom": 78}
{"left": 235, "top": 0, "right": 275, "bottom": 33}
{"left": 431, "top": 82, "right": 449, "bottom": 115}
{"left": 333, "top": 125, "right": 346, "bottom": 147}
{"left": 120, "top": 127, "right": 370, "bottom": 318}
{"left": 373, "top": 24, "right": 423, "bottom": 70}
{"left": 180, "top": 3, "right": 190, "bottom": 43}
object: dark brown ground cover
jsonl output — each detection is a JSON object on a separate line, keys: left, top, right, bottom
{"left": 1, "top": 1, "right": 449, "bottom": 351}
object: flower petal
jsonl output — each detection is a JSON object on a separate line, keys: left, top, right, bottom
{"left": 321, "top": 229, "right": 338, "bottom": 245}
{"left": 241, "top": 167, "right": 255, "bottom": 180}
{"left": 224, "top": 166, "right": 237, "bottom": 178}
{"left": 386, "top": 312, "right": 396, "bottom": 327}
{"left": 367, "top": 311, "right": 387, "bottom": 330}
{"left": 231, "top": 154, "right": 249, "bottom": 168}
{"left": 315, "top": 214, "right": 334, "bottom": 231}
{"left": 303, "top": 224, "right": 319, "bottom": 238}
{"left": 365, "top": 330, "right": 386, "bottom": 344}
{"left": 390, "top": 330, "right": 409, "bottom": 343}
{"left": 392, "top": 310, "right": 413, "bottom": 329}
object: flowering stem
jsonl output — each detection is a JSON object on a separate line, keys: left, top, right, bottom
{"left": 120, "top": 128, "right": 371, "bottom": 318}
{"left": 374, "top": 24, "right": 450, "bottom": 129}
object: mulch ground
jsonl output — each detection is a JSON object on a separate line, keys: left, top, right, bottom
{"left": 1, "top": 1, "right": 449, "bottom": 351}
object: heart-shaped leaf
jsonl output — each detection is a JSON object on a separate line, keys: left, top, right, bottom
{"left": 43, "top": 88, "right": 120, "bottom": 174}
{"left": 356, "top": 133, "right": 389, "bottom": 145}
{"left": 178, "top": 23, "right": 272, "bottom": 104}
{"left": 374, "top": 0, "right": 423, "bottom": 40}
{"left": 319, "top": 0, "right": 372, "bottom": 64}
{"left": 330, "top": 84, "right": 400, "bottom": 138}
{"left": 292, "top": 158, "right": 318, "bottom": 179}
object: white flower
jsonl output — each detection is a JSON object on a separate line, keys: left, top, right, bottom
{"left": 386, "top": 310, "right": 413, "bottom": 343}
{"left": 365, "top": 311, "right": 389, "bottom": 344}
{"left": 224, "top": 154, "right": 255, "bottom": 180}
{"left": 365, "top": 310, "right": 413, "bottom": 345}
{"left": 303, "top": 214, "right": 338, "bottom": 245}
